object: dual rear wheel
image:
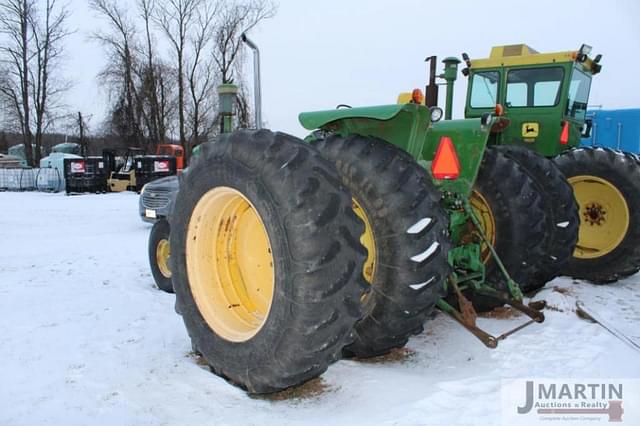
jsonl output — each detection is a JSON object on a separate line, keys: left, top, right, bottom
{"left": 170, "top": 130, "right": 368, "bottom": 393}
{"left": 554, "top": 147, "right": 640, "bottom": 283}
{"left": 168, "top": 130, "right": 452, "bottom": 393}
{"left": 464, "top": 147, "right": 548, "bottom": 311}
{"left": 471, "top": 145, "right": 640, "bottom": 293}
{"left": 492, "top": 146, "right": 579, "bottom": 292}
{"left": 313, "top": 134, "right": 451, "bottom": 358}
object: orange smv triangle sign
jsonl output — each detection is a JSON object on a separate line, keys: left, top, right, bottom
{"left": 431, "top": 136, "right": 460, "bottom": 180}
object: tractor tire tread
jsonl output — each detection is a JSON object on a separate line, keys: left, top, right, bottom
{"left": 313, "top": 134, "right": 451, "bottom": 358}
{"left": 170, "top": 129, "right": 367, "bottom": 393}
{"left": 148, "top": 219, "right": 174, "bottom": 293}
{"left": 553, "top": 147, "right": 640, "bottom": 283}
{"left": 494, "top": 145, "right": 579, "bottom": 291}
{"left": 469, "top": 147, "right": 547, "bottom": 311}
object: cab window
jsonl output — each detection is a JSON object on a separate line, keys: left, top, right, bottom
{"left": 506, "top": 82, "right": 527, "bottom": 107}
{"left": 567, "top": 68, "right": 591, "bottom": 121}
{"left": 469, "top": 71, "right": 499, "bottom": 108}
{"left": 506, "top": 67, "right": 564, "bottom": 108}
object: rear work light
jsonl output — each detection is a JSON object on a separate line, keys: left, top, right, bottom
{"left": 411, "top": 88, "right": 425, "bottom": 104}
{"left": 560, "top": 121, "right": 570, "bottom": 145}
{"left": 431, "top": 136, "right": 460, "bottom": 180}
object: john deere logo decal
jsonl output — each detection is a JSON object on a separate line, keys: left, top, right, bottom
{"left": 522, "top": 122, "right": 539, "bottom": 138}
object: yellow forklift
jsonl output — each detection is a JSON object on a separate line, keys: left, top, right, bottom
{"left": 107, "top": 148, "right": 144, "bottom": 192}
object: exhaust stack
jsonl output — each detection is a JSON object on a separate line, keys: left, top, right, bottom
{"left": 241, "top": 33, "right": 262, "bottom": 129}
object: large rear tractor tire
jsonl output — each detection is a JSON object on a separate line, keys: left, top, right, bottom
{"left": 313, "top": 134, "right": 451, "bottom": 358}
{"left": 468, "top": 147, "right": 547, "bottom": 311}
{"left": 554, "top": 147, "right": 640, "bottom": 283}
{"left": 170, "top": 130, "right": 367, "bottom": 393}
{"left": 148, "top": 219, "right": 174, "bottom": 293}
{"left": 495, "top": 146, "right": 579, "bottom": 291}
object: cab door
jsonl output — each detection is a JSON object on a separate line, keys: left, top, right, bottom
{"left": 500, "top": 65, "right": 568, "bottom": 157}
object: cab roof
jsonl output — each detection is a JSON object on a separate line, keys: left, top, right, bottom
{"left": 469, "top": 44, "right": 594, "bottom": 70}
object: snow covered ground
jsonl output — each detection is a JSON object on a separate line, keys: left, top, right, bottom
{"left": 1, "top": 192, "right": 639, "bottom": 425}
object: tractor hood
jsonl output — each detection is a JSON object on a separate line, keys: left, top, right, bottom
{"left": 299, "top": 104, "right": 407, "bottom": 130}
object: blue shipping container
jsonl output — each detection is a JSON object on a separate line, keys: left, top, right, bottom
{"left": 581, "top": 108, "right": 640, "bottom": 153}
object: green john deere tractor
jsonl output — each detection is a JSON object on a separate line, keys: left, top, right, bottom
{"left": 162, "top": 42, "right": 640, "bottom": 393}
{"left": 457, "top": 44, "right": 640, "bottom": 284}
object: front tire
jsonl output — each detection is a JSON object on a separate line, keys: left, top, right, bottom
{"left": 554, "top": 147, "right": 640, "bottom": 283}
{"left": 170, "top": 130, "right": 367, "bottom": 393}
{"left": 148, "top": 219, "right": 174, "bottom": 293}
{"left": 313, "top": 134, "right": 451, "bottom": 358}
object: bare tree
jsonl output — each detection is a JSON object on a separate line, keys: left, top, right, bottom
{"left": 211, "top": 0, "right": 275, "bottom": 85}
{"left": 185, "top": 0, "right": 217, "bottom": 147}
{"left": 154, "top": 62, "right": 177, "bottom": 141}
{"left": 235, "top": 83, "right": 252, "bottom": 128}
{"left": 29, "top": 0, "right": 72, "bottom": 164}
{"left": 138, "top": 0, "right": 162, "bottom": 144}
{"left": 90, "top": 0, "right": 142, "bottom": 147}
{"left": 0, "top": 64, "right": 26, "bottom": 146}
{"left": 0, "top": 0, "right": 35, "bottom": 165}
{"left": 136, "top": 0, "right": 178, "bottom": 147}
{"left": 153, "top": 0, "right": 275, "bottom": 159}
{"left": 88, "top": 0, "right": 275, "bottom": 159}
{"left": 75, "top": 111, "right": 88, "bottom": 155}
{"left": 153, "top": 0, "right": 200, "bottom": 158}
{"left": 0, "top": 0, "right": 71, "bottom": 166}
{"left": 209, "top": 0, "right": 275, "bottom": 135}
{"left": 0, "top": 130, "right": 7, "bottom": 152}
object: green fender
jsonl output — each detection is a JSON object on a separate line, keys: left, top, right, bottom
{"left": 299, "top": 103, "right": 432, "bottom": 161}
{"left": 299, "top": 104, "right": 407, "bottom": 130}
{"left": 298, "top": 103, "right": 494, "bottom": 197}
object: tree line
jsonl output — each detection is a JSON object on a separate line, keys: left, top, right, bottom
{"left": 0, "top": 0, "right": 276, "bottom": 167}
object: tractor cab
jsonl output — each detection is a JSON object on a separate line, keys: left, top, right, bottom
{"left": 463, "top": 44, "right": 602, "bottom": 157}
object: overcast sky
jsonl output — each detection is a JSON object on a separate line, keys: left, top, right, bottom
{"left": 65, "top": 0, "right": 640, "bottom": 137}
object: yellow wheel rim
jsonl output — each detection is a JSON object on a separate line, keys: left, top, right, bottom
{"left": 568, "top": 175, "right": 630, "bottom": 259}
{"left": 186, "top": 187, "right": 275, "bottom": 342}
{"left": 156, "top": 238, "right": 172, "bottom": 278}
{"left": 352, "top": 198, "right": 376, "bottom": 284}
{"left": 469, "top": 190, "right": 496, "bottom": 262}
